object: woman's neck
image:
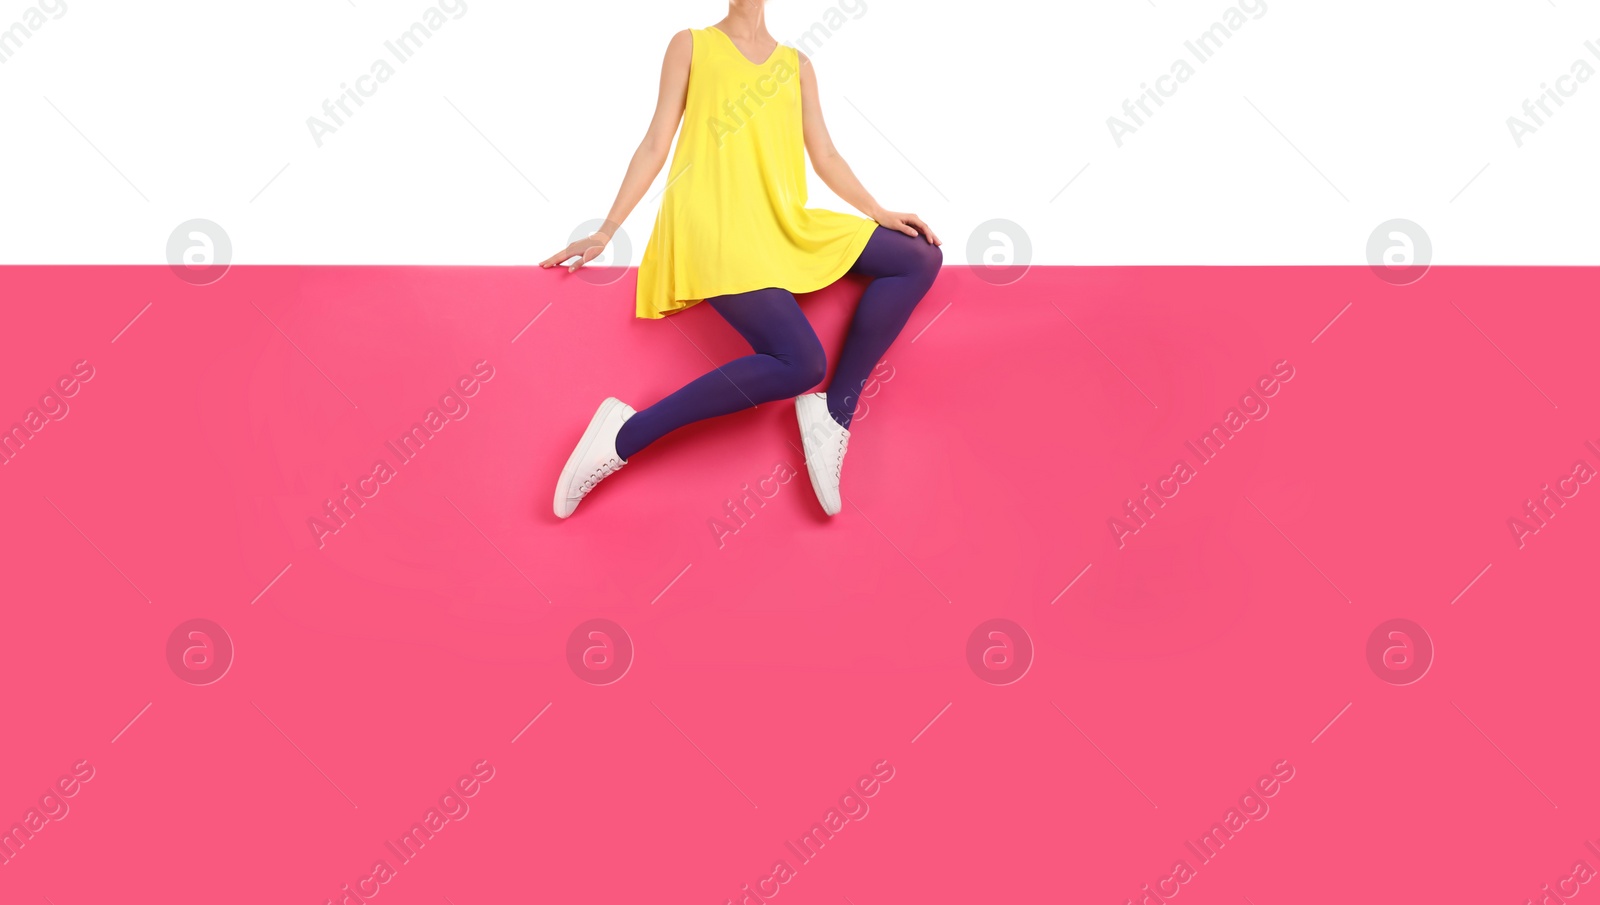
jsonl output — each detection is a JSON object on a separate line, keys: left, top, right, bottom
{"left": 718, "top": 2, "right": 770, "bottom": 42}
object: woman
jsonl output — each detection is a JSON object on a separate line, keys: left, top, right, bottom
{"left": 543, "top": 0, "right": 942, "bottom": 519}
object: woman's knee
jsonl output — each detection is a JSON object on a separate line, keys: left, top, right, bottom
{"left": 911, "top": 236, "right": 944, "bottom": 283}
{"left": 765, "top": 333, "right": 826, "bottom": 396}
{"left": 883, "top": 231, "right": 943, "bottom": 285}
{"left": 788, "top": 334, "right": 828, "bottom": 391}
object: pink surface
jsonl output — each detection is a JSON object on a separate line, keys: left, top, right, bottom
{"left": 2, "top": 263, "right": 1598, "bottom": 904}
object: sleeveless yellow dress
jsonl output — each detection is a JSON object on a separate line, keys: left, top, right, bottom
{"left": 635, "top": 27, "right": 879, "bottom": 319}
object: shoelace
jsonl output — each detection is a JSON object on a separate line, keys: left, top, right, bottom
{"left": 830, "top": 432, "right": 849, "bottom": 479}
{"left": 577, "top": 457, "right": 622, "bottom": 496}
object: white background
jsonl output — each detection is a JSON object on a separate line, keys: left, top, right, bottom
{"left": 1, "top": 0, "right": 1597, "bottom": 264}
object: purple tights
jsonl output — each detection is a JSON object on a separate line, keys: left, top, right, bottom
{"left": 615, "top": 226, "right": 940, "bottom": 460}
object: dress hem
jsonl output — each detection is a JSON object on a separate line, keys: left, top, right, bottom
{"left": 635, "top": 218, "right": 880, "bottom": 320}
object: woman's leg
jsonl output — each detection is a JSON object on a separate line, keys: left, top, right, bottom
{"left": 615, "top": 287, "right": 825, "bottom": 460}
{"left": 824, "top": 227, "right": 943, "bottom": 428}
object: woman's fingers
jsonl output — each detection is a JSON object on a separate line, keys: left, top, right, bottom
{"left": 874, "top": 211, "right": 923, "bottom": 239}
{"left": 906, "top": 214, "right": 940, "bottom": 245}
{"left": 544, "top": 234, "right": 610, "bottom": 271}
{"left": 540, "top": 243, "right": 579, "bottom": 268}
{"left": 568, "top": 244, "right": 604, "bottom": 272}
{"left": 897, "top": 213, "right": 929, "bottom": 242}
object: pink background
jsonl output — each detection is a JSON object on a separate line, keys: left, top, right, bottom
{"left": 2, "top": 264, "right": 1597, "bottom": 904}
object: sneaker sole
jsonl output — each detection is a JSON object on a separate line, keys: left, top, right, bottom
{"left": 553, "top": 397, "right": 624, "bottom": 519}
{"left": 795, "top": 395, "right": 842, "bottom": 517}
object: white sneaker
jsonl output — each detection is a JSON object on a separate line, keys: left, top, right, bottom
{"left": 795, "top": 392, "right": 849, "bottom": 516}
{"left": 553, "top": 397, "right": 635, "bottom": 518}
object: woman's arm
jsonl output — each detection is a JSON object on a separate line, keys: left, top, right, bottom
{"left": 797, "top": 52, "right": 940, "bottom": 245}
{"left": 542, "top": 30, "right": 694, "bottom": 271}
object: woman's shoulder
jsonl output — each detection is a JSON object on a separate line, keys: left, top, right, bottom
{"left": 662, "top": 28, "right": 695, "bottom": 67}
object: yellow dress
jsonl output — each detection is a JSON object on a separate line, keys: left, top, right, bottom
{"left": 635, "top": 27, "right": 879, "bottom": 319}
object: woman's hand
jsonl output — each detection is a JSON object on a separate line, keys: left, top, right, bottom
{"left": 872, "top": 209, "right": 941, "bottom": 245}
{"left": 540, "top": 231, "right": 612, "bottom": 272}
